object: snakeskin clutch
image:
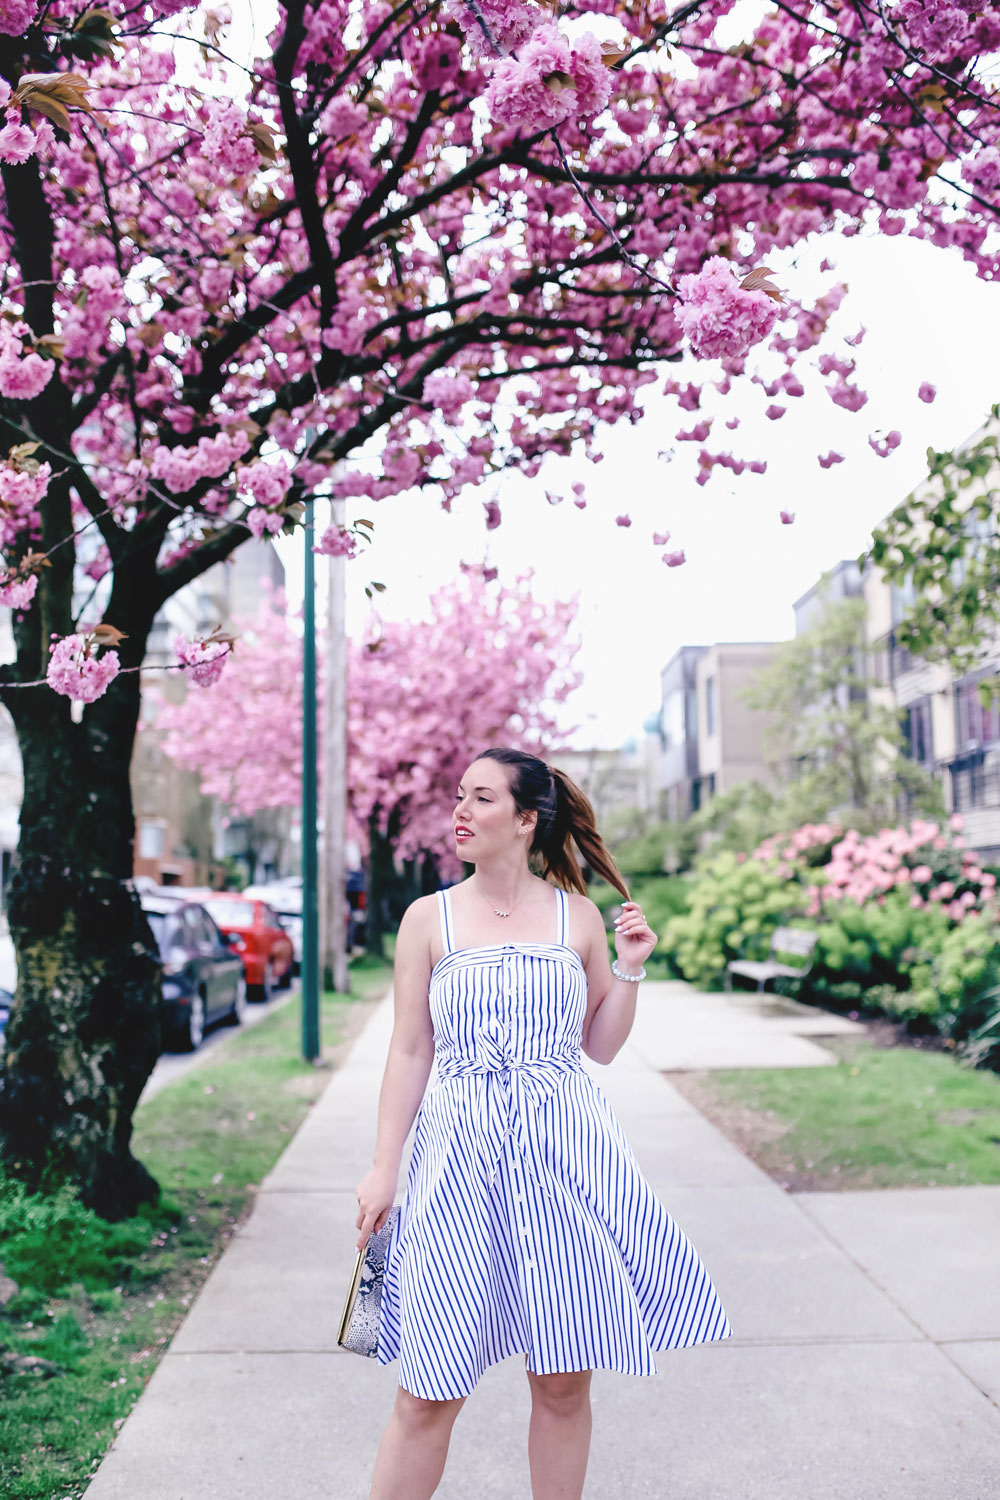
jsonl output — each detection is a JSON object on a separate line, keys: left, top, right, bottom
{"left": 337, "top": 1206, "right": 399, "bottom": 1358}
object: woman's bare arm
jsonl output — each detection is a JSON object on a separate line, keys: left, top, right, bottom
{"left": 354, "top": 897, "right": 437, "bottom": 1248}
{"left": 579, "top": 896, "right": 656, "bottom": 1065}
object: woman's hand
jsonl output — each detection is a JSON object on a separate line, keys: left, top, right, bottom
{"left": 354, "top": 1163, "right": 398, "bottom": 1251}
{"left": 612, "top": 900, "right": 657, "bottom": 973}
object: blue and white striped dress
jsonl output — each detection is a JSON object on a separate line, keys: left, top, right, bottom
{"left": 377, "top": 886, "right": 731, "bottom": 1399}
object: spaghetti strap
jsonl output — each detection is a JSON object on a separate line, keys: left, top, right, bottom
{"left": 556, "top": 887, "right": 568, "bottom": 947}
{"left": 437, "top": 888, "right": 455, "bottom": 955}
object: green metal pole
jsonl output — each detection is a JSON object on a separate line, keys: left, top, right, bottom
{"left": 301, "top": 501, "right": 320, "bottom": 1062}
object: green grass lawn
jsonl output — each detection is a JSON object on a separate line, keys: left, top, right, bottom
{"left": 672, "top": 1038, "right": 1000, "bottom": 1191}
{"left": 0, "top": 954, "right": 393, "bottom": 1500}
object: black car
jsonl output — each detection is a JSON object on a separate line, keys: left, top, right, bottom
{"left": 143, "top": 895, "right": 247, "bottom": 1052}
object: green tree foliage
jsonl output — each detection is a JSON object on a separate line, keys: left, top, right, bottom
{"left": 744, "top": 593, "right": 944, "bottom": 828}
{"left": 869, "top": 409, "right": 1000, "bottom": 681}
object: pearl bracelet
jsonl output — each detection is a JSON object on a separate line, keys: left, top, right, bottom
{"left": 611, "top": 960, "right": 646, "bottom": 983}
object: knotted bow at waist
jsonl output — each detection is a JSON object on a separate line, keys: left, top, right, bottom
{"left": 436, "top": 1039, "right": 583, "bottom": 1197}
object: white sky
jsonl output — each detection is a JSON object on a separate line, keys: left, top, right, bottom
{"left": 221, "top": 4, "right": 1000, "bottom": 749}
{"left": 277, "top": 234, "right": 1000, "bottom": 749}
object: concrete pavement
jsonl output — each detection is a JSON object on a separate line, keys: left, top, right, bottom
{"left": 85, "top": 982, "right": 1000, "bottom": 1499}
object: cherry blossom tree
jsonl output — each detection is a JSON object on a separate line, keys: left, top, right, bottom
{"left": 157, "top": 569, "right": 581, "bottom": 951}
{"left": 0, "top": 0, "right": 997, "bottom": 1214}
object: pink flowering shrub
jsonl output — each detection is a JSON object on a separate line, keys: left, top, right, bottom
{"left": 676, "top": 258, "right": 781, "bottom": 361}
{"left": 754, "top": 816, "right": 995, "bottom": 922}
{"left": 46, "top": 634, "right": 121, "bottom": 703}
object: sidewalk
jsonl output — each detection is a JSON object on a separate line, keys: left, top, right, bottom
{"left": 86, "top": 984, "right": 1000, "bottom": 1500}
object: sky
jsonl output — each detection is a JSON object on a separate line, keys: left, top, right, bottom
{"left": 276, "top": 230, "right": 1000, "bottom": 749}
{"left": 221, "top": 5, "right": 1000, "bottom": 748}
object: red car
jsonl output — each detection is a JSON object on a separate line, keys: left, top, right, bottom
{"left": 200, "top": 895, "right": 294, "bottom": 1001}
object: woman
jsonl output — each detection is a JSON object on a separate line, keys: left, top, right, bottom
{"left": 355, "top": 748, "right": 731, "bottom": 1500}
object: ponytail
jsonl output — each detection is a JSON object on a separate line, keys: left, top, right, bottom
{"left": 474, "top": 747, "right": 630, "bottom": 901}
{"left": 546, "top": 765, "right": 630, "bottom": 901}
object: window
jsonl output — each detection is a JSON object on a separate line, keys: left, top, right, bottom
{"left": 956, "top": 679, "right": 1000, "bottom": 752}
{"left": 138, "top": 821, "right": 165, "bottom": 859}
{"left": 663, "top": 690, "right": 685, "bottom": 749}
{"left": 901, "top": 698, "right": 933, "bottom": 768}
{"left": 890, "top": 574, "right": 918, "bottom": 627}
{"left": 705, "top": 675, "right": 716, "bottom": 736}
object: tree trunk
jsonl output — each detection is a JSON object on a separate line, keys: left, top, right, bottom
{"left": 0, "top": 645, "right": 162, "bottom": 1221}
{"left": 365, "top": 805, "right": 404, "bottom": 959}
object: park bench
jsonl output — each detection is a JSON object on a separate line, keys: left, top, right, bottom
{"left": 726, "top": 927, "right": 818, "bottom": 994}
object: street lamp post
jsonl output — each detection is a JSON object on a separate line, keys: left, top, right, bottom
{"left": 301, "top": 500, "right": 320, "bottom": 1062}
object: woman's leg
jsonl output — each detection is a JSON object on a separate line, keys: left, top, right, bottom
{"left": 526, "top": 1369, "right": 593, "bottom": 1500}
{"left": 368, "top": 1385, "right": 466, "bottom": 1500}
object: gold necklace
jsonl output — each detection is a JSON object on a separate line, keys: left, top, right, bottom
{"left": 478, "top": 882, "right": 530, "bottom": 919}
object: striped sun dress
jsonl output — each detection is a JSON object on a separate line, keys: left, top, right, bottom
{"left": 376, "top": 885, "right": 731, "bottom": 1399}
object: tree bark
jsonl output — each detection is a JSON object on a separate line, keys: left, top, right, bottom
{"left": 0, "top": 627, "right": 162, "bottom": 1221}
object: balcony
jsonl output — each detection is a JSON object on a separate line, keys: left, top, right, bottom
{"left": 949, "top": 750, "right": 1000, "bottom": 812}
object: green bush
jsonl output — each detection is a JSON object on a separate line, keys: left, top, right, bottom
{"left": 0, "top": 1172, "right": 154, "bottom": 1297}
{"left": 811, "top": 892, "right": 952, "bottom": 1009}
{"left": 905, "top": 915, "right": 1000, "bottom": 1034}
{"left": 662, "top": 852, "right": 808, "bottom": 987}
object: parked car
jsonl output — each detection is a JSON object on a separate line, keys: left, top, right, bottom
{"left": 199, "top": 894, "right": 295, "bottom": 1001}
{"left": 346, "top": 868, "right": 367, "bottom": 950}
{"left": 242, "top": 881, "right": 303, "bottom": 973}
{"left": 0, "top": 985, "right": 10, "bottom": 1043}
{"left": 245, "top": 868, "right": 367, "bottom": 957}
{"left": 142, "top": 895, "right": 247, "bottom": 1051}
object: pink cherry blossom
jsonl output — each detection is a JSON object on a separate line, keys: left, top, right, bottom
{"left": 158, "top": 577, "right": 579, "bottom": 867}
{"left": 0, "top": 325, "right": 55, "bottom": 400}
{"left": 446, "top": 0, "right": 539, "bottom": 59}
{"left": 615, "top": 514, "right": 631, "bottom": 527}
{"left": 485, "top": 26, "right": 611, "bottom": 132}
{"left": 676, "top": 258, "right": 781, "bottom": 361}
{"left": 0, "top": 120, "right": 38, "bottom": 164}
{"left": 314, "top": 524, "right": 358, "bottom": 558}
{"left": 46, "top": 635, "right": 121, "bottom": 703}
{"left": 662, "top": 550, "right": 686, "bottom": 567}
{"left": 918, "top": 382, "right": 937, "bottom": 403}
{"left": 415, "top": 33, "right": 462, "bottom": 93}
{"left": 0, "top": 1, "right": 37, "bottom": 37}
{"left": 0, "top": 572, "right": 37, "bottom": 609}
{"left": 174, "top": 634, "right": 230, "bottom": 687}
{"left": 868, "top": 429, "right": 902, "bottom": 457}
{"left": 818, "top": 451, "right": 845, "bottom": 468}
{"left": 765, "top": 404, "right": 786, "bottom": 421}
{"left": 652, "top": 531, "right": 670, "bottom": 546}
{"left": 827, "top": 380, "right": 869, "bottom": 412}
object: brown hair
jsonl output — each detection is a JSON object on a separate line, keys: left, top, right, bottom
{"left": 474, "top": 747, "right": 629, "bottom": 901}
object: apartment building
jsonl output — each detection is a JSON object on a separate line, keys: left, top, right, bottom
{"left": 861, "top": 415, "right": 1000, "bottom": 861}
{"left": 658, "top": 641, "right": 782, "bottom": 818}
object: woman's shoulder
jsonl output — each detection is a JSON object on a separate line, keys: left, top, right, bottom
{"left": 563, "top": 886, "right": 609, "bottom": 933}
{"left": 397, "top": 892, "right": 441, "bottom": 939}
{"left": 402, "top": 891, "right": 441, "bottom": 921}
